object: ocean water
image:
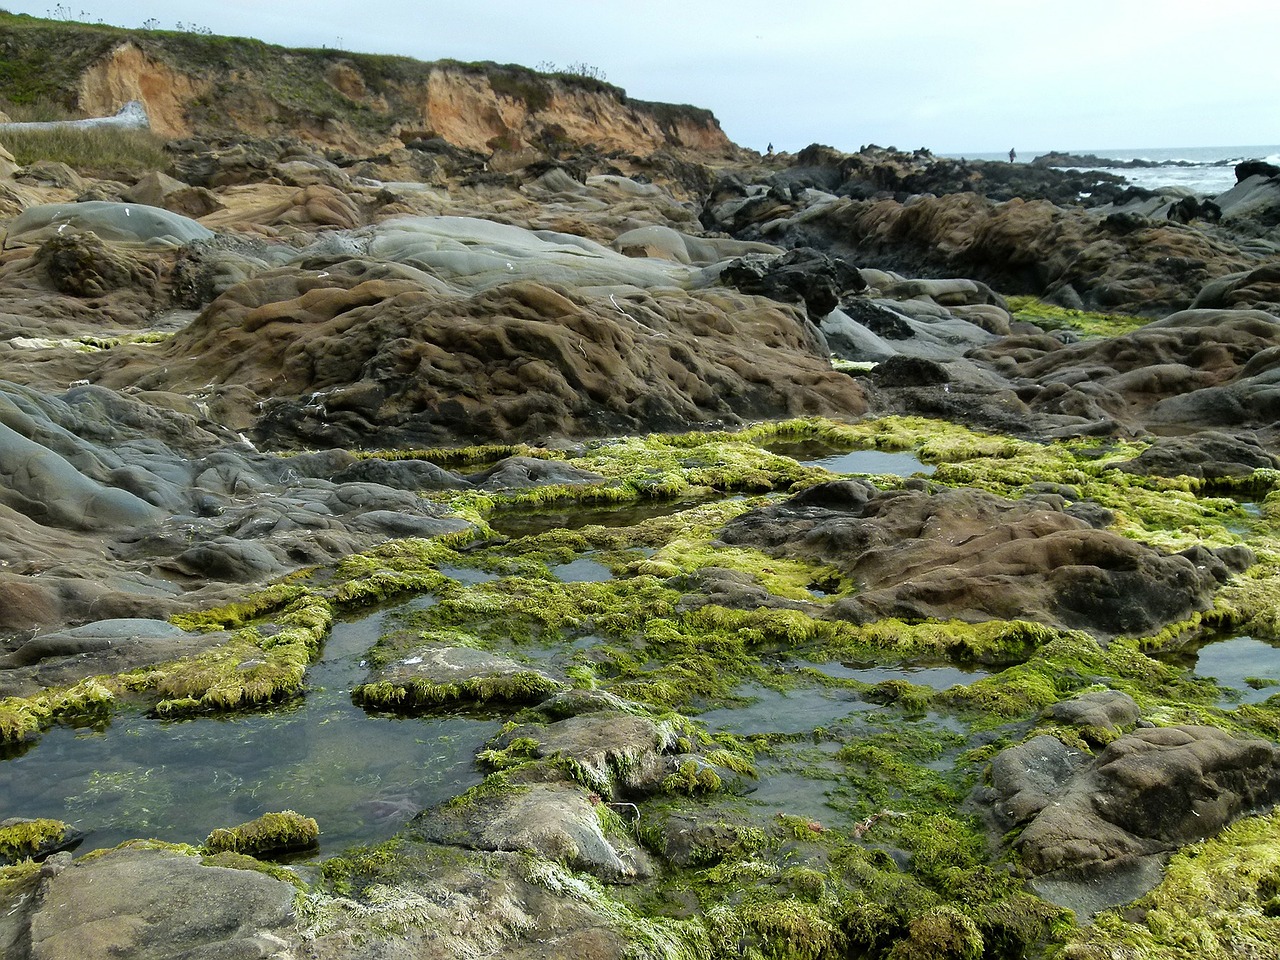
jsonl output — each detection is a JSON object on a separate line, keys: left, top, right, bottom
{"left": 945, "top": 145, "right": 1280, "bottom": 197}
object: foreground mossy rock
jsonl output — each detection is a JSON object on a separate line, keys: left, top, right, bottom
{"left": 0, "top": 844, "right": 296, "bottom": 959}
{"left": 970, "top": 725, "right": 1280, "bottom": 914}
{"left": 413, "top": 780, "right": 650, "bottom": 881}
{"left": 483, "top": 709, "right": 693, "bottom": 797}
{"left": 353, "top": 646, "right": 564, "bottom": 712}
{"left": 720, "top": 479, "right": 1250, "bottom": 637}
{"left": 307, "top": 838, "right": 663, "bottom": 958}
{"left": 0, "top": 817, "right": 83, "bottom": 864}
{"left": 204, "top": 810, "right": 320, "bottom": 858}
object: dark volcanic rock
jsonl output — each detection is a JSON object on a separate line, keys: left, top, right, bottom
{"left": 970, "top": 725, "right": 1280, "bottom": 913}
{"left": 969, "top": 308, "right": 1280, "bottom": 437}
{"left": 0, "top": 380, "right": 472, "bottom": 637}
{"left": 718, "top": 481, "right": 1245, "bottom": 637}
{"left": 718, "top": 246, "right": 866, "bottom": 318}
{"left": 1113, "top": 431, "right": 1279, "bottom": 480}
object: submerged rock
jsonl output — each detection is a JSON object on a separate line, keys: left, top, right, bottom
{"left": 353, "top": 646, "right": 564, "bottom": 712}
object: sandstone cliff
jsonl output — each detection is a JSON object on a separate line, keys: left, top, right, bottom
{"left": 0, "top": 11, "right": 737, "bottom": 157}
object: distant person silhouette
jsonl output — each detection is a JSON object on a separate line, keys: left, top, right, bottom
{"left": 1009, "top": 147, "right": 1017, "bottom": 163}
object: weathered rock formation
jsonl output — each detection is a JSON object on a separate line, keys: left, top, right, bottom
{"left": 969, "top": 723, "right": 1280, "bottom": 913}
{"left": 718, "top": 480, "right": 1252, "bottom": 638}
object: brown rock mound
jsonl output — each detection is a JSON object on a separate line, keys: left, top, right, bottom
{"left": 972, "top": 308, "right": 1280, "bottom": 435}
{"left": 794, "top": 192, "right": 1255, "bottom": 315}
{"left": 719, "top": 481, "right": 1249, "bottom": 637}
{"left": 90, "top": 261, "right": 866, "bottom": 447}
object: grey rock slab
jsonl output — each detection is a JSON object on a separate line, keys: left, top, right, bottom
{"left": 13, "top": 846, "right": 296, "bottom": 960}
{"left": 1047, "top": 690, "right": 1141, "bottom": 730}
{"left": 505, "top": 711, "right": 682, "bottom": 796}
{"left": 414, "top": 781, "right": 649, "bottom": 881}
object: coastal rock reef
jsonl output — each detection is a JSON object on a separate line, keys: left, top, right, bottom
{"left": 2, "top": 12, "right": 1280, "bottom": 960}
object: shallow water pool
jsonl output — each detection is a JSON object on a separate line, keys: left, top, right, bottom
{"left": 1, "top": 610, "right": 500, "bottom": 857}
{"left": 1187, "top": 636, "right": 1280, "bottom": 705}
{"left": 766, "top": 441, "right": 935, "bottom": 477}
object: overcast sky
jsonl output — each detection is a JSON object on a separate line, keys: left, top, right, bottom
{"left": 4, "top": 1, "right": 1277, "bottom": 155}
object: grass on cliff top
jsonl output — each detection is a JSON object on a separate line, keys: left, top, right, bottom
{"left": 0, "top": 123, "right": 170, "bottom": 179}
{"left": 0, "top": 9, "right": 714, "bottom": 147}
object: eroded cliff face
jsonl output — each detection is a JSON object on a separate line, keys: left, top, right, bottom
{"left": 76, "top": 43, "right": 209, "bottom": 138}
{"left": 72, "top": 41, "right": 737, "bottom": 158}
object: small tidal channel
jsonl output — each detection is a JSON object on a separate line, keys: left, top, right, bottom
{"left": 2, "top": 606, "right": 501, "bottom": 858}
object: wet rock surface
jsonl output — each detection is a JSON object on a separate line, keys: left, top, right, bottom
{"left": 0, "top": 846, "right": 297, "bottom": 960}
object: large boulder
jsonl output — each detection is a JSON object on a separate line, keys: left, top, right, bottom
{"left": 86, "top": 252, "right": 865, "bottom": 448}
{"left": 718, "top": 481, "right": 1248, "bottom": 637}
{"left": 0, "top": 845, "right": 297, "bottom": 960}
{"left": 969, "top": 726, "right": 1280, "bottom": 913}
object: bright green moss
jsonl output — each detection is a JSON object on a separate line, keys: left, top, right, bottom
{"left": 169, "top": 583, "right": 309, "bottom": 632}
{"left": 1006, "top": 295, "right": 1150, "bottom": 339}
{"left": 317, "top": 836, "right": 407, "bottom": 896}
{"left": 888, "top": 905, "right": 984, "bottom": 960}
{"left": 662, "top": 760, "right": 724, "bottom": 795}
{"left": 205, "top": 810, "right": 319, "bottom": 858}
{"left": 0, "top": 817, "right": 74, "bottom": 863}
{"left": 0, "top": 677, "right": 115, "bottom": 744}
{"left": 353, "top": 669, "right": 561, "bottom": 712}
{"left": 201, "top": 850, "right": 309, "bottom": 889}
{"left": 738, "top": 896, "right": 845, "bottom": 960}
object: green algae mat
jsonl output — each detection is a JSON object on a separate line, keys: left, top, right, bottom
{"left": 4, "top": 416, "right": 1279, "bottom": 959}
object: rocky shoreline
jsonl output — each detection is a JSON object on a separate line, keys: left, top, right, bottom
{"left": 2, "top": 20, "right": 1280, "bottom": 960}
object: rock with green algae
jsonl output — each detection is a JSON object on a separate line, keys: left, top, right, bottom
{"left": 412, "top": 779, "right": 651, "bottom": 882}
{"left": 970, "top": 724, "right": 1280, "bottom": 915}
{"left": 303, "top": 839, "right": 695, "bottom": 960}
{"left": 0, "top": 817, "right": 83, "bottom": 864}
{"left": 204, "top": 810, "right": 320, "bottom": 858}
{"left": 718, "top": 479, "right": 1251, "bottom": 638}
{"left": 486, "top": 710, "right": 679, "bottom": 792}
{"left": 1064, "top": 812, "right": 1280, "bottom": 960}
{"left": 352, "top": 645, "right": 564, "bottom": 712}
